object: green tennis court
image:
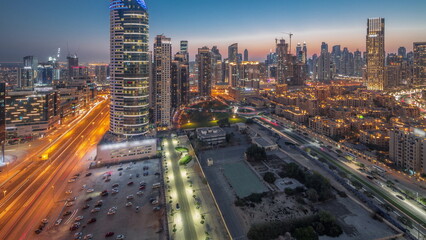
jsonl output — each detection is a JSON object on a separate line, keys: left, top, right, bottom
{"left": 223, "top": 162, "right": 268, "bottom": 198}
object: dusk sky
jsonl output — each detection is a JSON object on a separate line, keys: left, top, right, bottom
{"left": 1, "top": 0, "right": 425, "bottom": 63}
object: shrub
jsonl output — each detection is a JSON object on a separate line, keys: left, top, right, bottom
{"left": 263, "top": 172, "right": 276, "bottom": 184}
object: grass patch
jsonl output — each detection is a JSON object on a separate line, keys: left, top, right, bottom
{"left": 175, "top": 147, "right": 189, "bottom": 153}
{"left": 179, "top": 155, "right": 193, "bottom": 165}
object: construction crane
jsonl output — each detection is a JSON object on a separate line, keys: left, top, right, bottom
{"left": 281, "top": 32, "right": 294, "bottom": 54}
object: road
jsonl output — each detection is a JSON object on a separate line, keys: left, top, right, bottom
{"left": 0, "top": 99, "right": 110, "bottom": 240}
{"left": 163, "top": 137, "right": 198, "bottom": 240}
{"left": 256, "top": 116, "right": 426, "bottom": 236}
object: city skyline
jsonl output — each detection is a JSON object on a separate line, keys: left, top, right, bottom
{"left": 1, "top": 0, "right": 426, "bottom": 63}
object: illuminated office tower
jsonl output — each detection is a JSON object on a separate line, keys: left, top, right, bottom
{"left": 19, "top": 56, "right": 38, "bottom": 88}
{"left": 366, "top": 17, "right": 385, "bottom": 90}
{"left": 109, "top": 0, "right": 150, "bottom": 137}
{"left": 413, "top": 42, "right": 426, "bottom": 86}
{"left": 180, "top": 40, "right": 189, "bottom": 63}
{"left": 196, "top": 47, "right": 212, "bottom": 96}
{"left": 314, "top": 42, "right": 332, "bottom": 82}
{"left": 153, "top": 35, "right": 172, "bottom": 130}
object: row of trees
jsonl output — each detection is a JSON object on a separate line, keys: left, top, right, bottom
{"left": 247, "top": 211, "right": 342, "bottom": 240}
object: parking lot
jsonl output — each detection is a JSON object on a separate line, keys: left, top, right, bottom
{"left": 38, "top": 159, "right": 166, "bottom": 240}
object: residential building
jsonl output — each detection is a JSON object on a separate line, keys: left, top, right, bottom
{"left": 366, "top": 18, "right": 385, "bottom": 90}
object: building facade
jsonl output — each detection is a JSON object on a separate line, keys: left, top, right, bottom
{"left": 153, "top": 35, "right": 172, "bottom": 130}
{"left": 413, "top": 42, "right": 426, "bottom": 86}
{"left": 196, "top": 47, "right": 212, "bottom": 97}
{"left": 109, "top": 0, "right": 150, "bottom": 137}
{"left": 366, "top": 18, "right": 385, "bottom": 90}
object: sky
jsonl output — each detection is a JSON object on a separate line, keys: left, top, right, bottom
{"left": 0, "top": 0, "right": 425, "bottom": 63}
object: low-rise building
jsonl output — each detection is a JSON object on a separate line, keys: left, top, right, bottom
{"left": 252, "top": 137, "right": 278, "bottom": 151}
{"left": 196, "top": 126, "right": 226, "bottom": 145}
{"left": 308, "top": 116, "right": 350, "bottom": 138}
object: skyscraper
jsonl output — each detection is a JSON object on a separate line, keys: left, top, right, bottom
{"left": 244, "top": 49, "right": 249, "bottom": 61}
{"left": 366, "top": 17, "right": 385, "bottom": 90}
{"left": 67, "top": 55, "right": 79, "bottom": 80}
{"left": 302, "top": 42, "right": 308, "bottom": 64}
{"left": 276, "top": 39, "right": 291, "bottom": 84}
{"left": 354, "top": 50, "right": 363, "bottom": 77}
{"left": 109, "top": 0, "right": 150, "bottom": 137}
{"left": 0, "top": 83, "right": 5, "bottom": 163}
{"left": 19, "top": 56, "right": 38, "bottom": 88}
{"left": 180, "top": 40, "right": 189, "bottom": 63}
{"left": 171, "top": 53, "right": 189, "bottom": 109}
{"left": 228, "top": 43, "right": 238, "bottom": 63}
{"left": 331, "top": 45, "right": 341, "bottom": 74}
{"left": 398, "top": 47, "right": 407, "bottom": 59}
{"left": 196, "top": 47, "right": 212, "bottom": 96}
{"left": 153, "top": 35, "right": 172, "bottom": 130}
{"left": 314, "top": 42, "right": 332, "bottom": 82}
{"left": 413, "top": 42, "right": 426, "bottom": 86}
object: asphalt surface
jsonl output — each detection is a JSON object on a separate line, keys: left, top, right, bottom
{"left": 164, "top": 137, "right": 198, "bottom": 240}
{"left": 40, "top": 159, "right": 165, "bottom": 240}
{"left": 0, "top": 100, "right": 110, "bottom": 240}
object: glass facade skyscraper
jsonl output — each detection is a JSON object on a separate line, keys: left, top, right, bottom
{"left": 109, "top": 0, "right": 150, "bottom": 137}
{"left": 366, "top": 17, "right": 385, "bottom": 90}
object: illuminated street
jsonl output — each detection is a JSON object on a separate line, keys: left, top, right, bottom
{"left": 0, "top": 99, "right": 110, "bottom": 240}
{"left": 163, "top": 136, "right": 229, "bottom": 240}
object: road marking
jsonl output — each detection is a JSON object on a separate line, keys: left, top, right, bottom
{"left": 65, "top": 209, "right": 78, "bottom": 225}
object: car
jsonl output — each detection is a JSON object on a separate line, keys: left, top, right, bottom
{"left": 112, "top": 188, "right": 119, "bottom": 194}
{"left": 125, "top": 202, "right": 133, "bottom": 207}
{"left": 68, "top": 179, "right": 76, "bottom": 183}
{"left": 107, "top": 210, "right": 116, "bottom": 215}
{"left": 135, "top": 206, "right": 140, "bottom": 212}
{"left": 91, "top": 208, "right": 101, "bottom": 213}
{"left": 112, "top": 183, "right": 119, "bottom": 188}
{"left": 86, "top": 197, "right": 93, "bottom": 202}
{"left": 85, "top": 172, "right": 92, "bottom": 177}
{"left": 63, "top": 211, "right": 72, "bottom": 216}
{"left": 119, "top": 172, "right": 123, "bottom": 176}
{"left": 95, "top": 200, "right": 103, "bottom": 207}
{"left": 101, "top": 190, "right": 108, "bottom": 196}
{"left": 117, "top": 168, "right": 123, "bottom": 171}
{"left": 86, "top": 188, "right": 94, "bottom": 193}
{"left": 66, "top": 202, "right": 74, "bottom": 207}
{"left": 127, "top": 181, "right": 134, "bottom": 186}
{"left": 105, "top": 232, "right": 115, "bottom": 237}
{"left": 55, "top": 219, "right": 62, "bottom": 226}
{"left": 67, "top": 197, "right": 76, "bottom": 202}
{"left": 139, "top": 182, "right": 146, "bottom": 186}
{"left": 109, "top": 206, "right": 118, "bottom": 211}
{"left": 129, "top": 174, "right": 132, "bottom": 179}
{"left": 82, "top": 184, "right": 87, "bottom": 189}
{"left": 116, "top": 234, "right": 125, "bottom": 240}
{"left": 69, "top": 225, "right": 79, "bottom": 231}
{"left": 87, "top": 218, "right": 97, "bottom": 224}
{"left": 143, "top": 172, "right": 148, "bottom": 176}
{"left": 139, "top": 186, "right": 145, "bottom": 190}
{"left": 83, "top": 234, "right": 93, "bottom": 240}
{"left": 75, "top": 216, "right": 84, "bottom": 221}
{"left": 82, "top": 204, "right": 90, "bottom": 210}
{"left": 35, "top": 229, "right": 42, "bottom": 234}
{"left": 143, "top": 166, "right": 149, "bottom": 170}
{"left": 41, "top": 218, "right": 48, "bottom": 224}
{"left": 154, "top": 172, "right": 160, "bottom": 176}
{"left": 176, "top": 203, "right": 180, "bottom": 210}
{"left": 105, "top": 178, "right": 111, "bottom": 182}
{"left": 74, "top": 232, "right": 83, "bottom": 237}
{"left": 153, "top": 206, "right": 161, "bottom": 211}
{"left": 136, "top": 191, "right": 143, "bottom": 196}
{"left": 136, "top": 173, "right": 140, "bottom": 178}
{"left": 126, "top": 195, "right": 134, "bottom": 200}
{"left": 65, "top": 190, "right": 73, "bottom": 194}
{"left": 74, "top": 173, "right": 81, "bottom": 177}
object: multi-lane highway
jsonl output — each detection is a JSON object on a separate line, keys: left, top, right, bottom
{"left": 0, "top": 99, "right": 110, "bottom": 240}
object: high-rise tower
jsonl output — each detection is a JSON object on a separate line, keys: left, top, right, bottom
{"left": 109, "top": 0, "right": 150, "bottom": 137}
{"left": 228, "top": 43, "right": 238, "bottom": 63}
{"left": 153, "top": 35, "right": 172, "bottom": 130}
{"left": 196, "top": 47, "right": 212, "bottom": 96}
{"left": 366, "top": 18, "right": 385, "bottom": 90}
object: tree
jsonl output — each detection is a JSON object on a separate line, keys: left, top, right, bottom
{"left": 245, "top": 144, "right": 267, "bottom": 162}
{"left": 217, "top": 118, "right": 230, "bottom": 127}
{"left": 306, "top": 188, "right": 319, "bottom": 202}
{"left": 263, "top": 172, "right": 276, "bottom": 184}
{"left": 293, "top": 226, "right": 318, "bottom": 240}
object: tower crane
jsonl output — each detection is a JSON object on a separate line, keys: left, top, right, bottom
{"left": 281, "top": 32, "right": 294, "bottom": 54}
